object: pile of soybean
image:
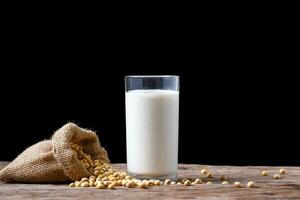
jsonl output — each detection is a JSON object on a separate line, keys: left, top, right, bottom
{"left": 69, "top": 143, "right": 286, "bottom": 190}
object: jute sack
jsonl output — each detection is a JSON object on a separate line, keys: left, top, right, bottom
{"left": 0, "top": 123, "right": 109, "bottom": 183}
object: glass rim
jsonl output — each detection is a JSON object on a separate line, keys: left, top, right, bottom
{"left": 125, "top": 75, "right": 179, "bottom": 78}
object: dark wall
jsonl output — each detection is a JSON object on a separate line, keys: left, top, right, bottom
{"left": 1, "top": 12, "right": 298, "bottom": 166}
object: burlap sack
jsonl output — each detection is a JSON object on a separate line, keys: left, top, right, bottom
{"left": 0, "top": 123, "right": 109, "bottom": 183}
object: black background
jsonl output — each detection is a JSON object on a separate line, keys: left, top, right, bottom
{"left": 0, "top": 7, "right": 298, "bottom": 166}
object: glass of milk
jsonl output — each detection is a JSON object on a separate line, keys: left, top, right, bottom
{"left": 125, "top": 75, "right": 179, "bottom": 180}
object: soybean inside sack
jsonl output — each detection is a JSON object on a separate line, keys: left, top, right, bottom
{"left": 0, "top": 123, "right": 109, "bottom": 183}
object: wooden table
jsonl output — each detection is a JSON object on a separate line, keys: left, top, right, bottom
{"left": 0, "top": 161, "right": 299, "bottom": 199}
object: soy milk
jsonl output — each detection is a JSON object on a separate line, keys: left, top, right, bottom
{"left": 126, "top": 89, "right": 179, "bottom": 179}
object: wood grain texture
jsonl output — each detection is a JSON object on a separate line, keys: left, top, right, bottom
{"left": 0, "top": 161, "right": 299, "bottom": 200}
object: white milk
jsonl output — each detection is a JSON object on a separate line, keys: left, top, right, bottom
{"left": 126, "top": 89, "right": 179, "bottom": 179}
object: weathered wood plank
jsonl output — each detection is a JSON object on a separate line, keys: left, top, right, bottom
{"left": 0, "top": 161, "right": 299, "bottom": 200}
